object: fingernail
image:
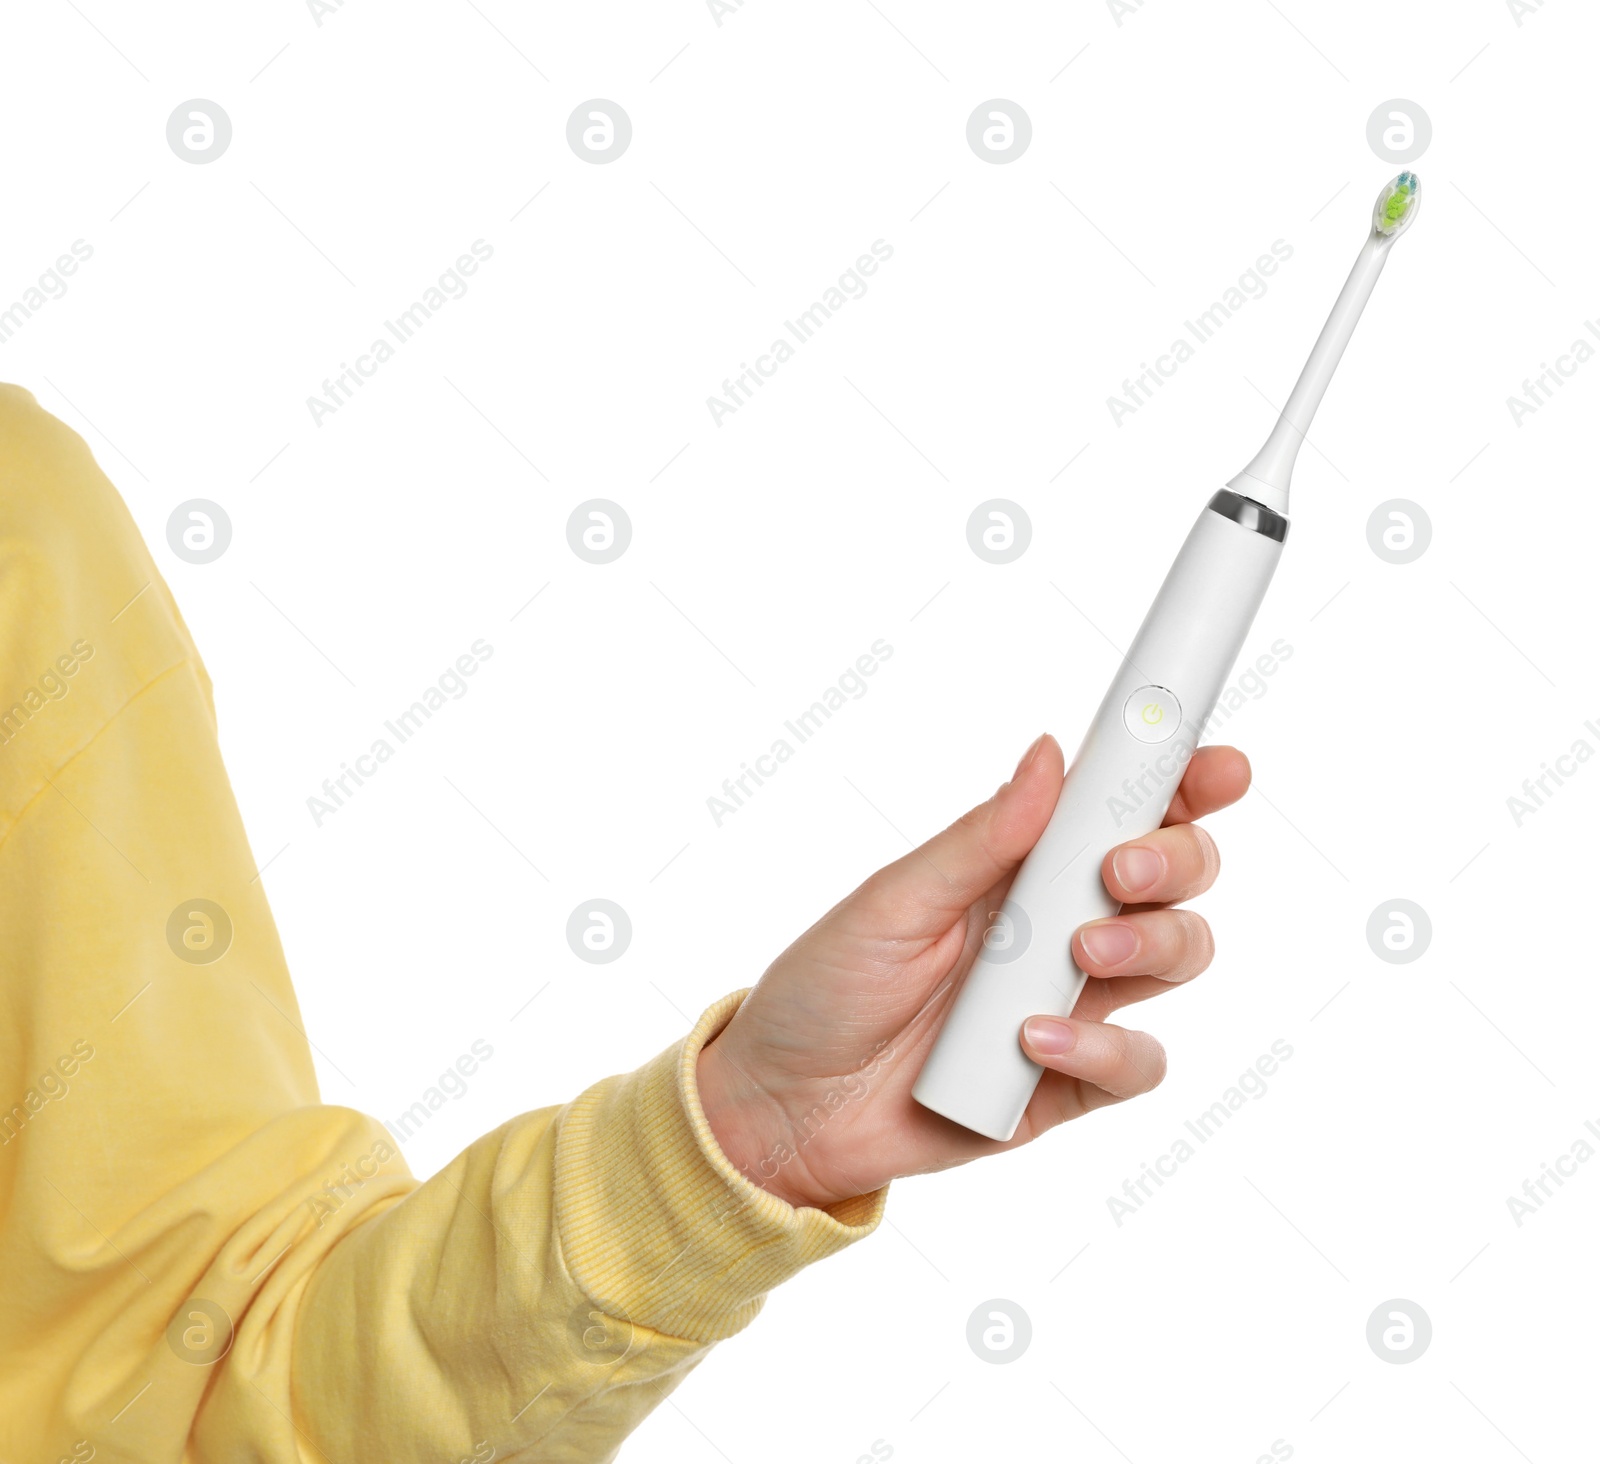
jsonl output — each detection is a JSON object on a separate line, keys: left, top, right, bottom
{"left": 1079, "top": 921, "right": 1137, "bottom": 967}
{"left": 1012, "top": 733, "right": 1047, "bottom": 778}
{"left": 1023, "top": 1016, "right": 1076, "bottom": 1056}
{"left": 1113, "top": 846, "right": 1163, "bottom": 895}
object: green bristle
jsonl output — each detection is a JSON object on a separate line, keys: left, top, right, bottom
{"left": 1376, "top": 173, "right": 1419, "bottom": 235}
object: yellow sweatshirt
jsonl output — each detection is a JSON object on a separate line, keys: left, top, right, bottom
{"left": 0, "top": 383, "right": 885, "bottom": 1462}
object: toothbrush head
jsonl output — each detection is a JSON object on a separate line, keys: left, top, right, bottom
{"left": 1374, "top": 171, "right": 1421, "bottom": 239}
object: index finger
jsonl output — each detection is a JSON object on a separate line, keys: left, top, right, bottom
{"left": 1163, "top": 746, "right": 1251, "bottom": 826}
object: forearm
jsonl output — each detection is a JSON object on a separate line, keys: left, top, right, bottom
{"left": 290, "top": 993, "right": 886, "bottom": 1462}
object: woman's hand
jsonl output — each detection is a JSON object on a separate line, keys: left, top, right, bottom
{"left": 696, "top": 733, "right": 1251, "bottom": 1210}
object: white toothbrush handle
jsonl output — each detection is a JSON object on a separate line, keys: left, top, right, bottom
{"left": 912, "top": 491, "right": 1287, "bottom": 1142}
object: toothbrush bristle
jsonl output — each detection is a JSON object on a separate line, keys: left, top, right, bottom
{"left": 1374, "top": 171, "right": 1421, "bottom": 237}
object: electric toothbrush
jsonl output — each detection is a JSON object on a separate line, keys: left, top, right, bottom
{"left": 912, "top": 172, "right": 1421, "bottom": 1142}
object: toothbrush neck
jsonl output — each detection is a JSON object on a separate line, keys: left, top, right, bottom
{"left": 1227, "top": 233, "right": 1393, "bottom": 514}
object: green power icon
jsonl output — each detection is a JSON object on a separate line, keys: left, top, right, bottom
{"left": 1140, "top": 702, "right": 1164, "bottom": 726}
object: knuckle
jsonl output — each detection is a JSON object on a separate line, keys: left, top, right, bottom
{"left": 951, "top": 803, "right": 1004, "bottom": 867}
{"left": 1173, "top": 910, "right": 1214, "bottom": 976}
{"left": 854, "top": 867, "right": 895, "bottom": 912}
{"left": 1132, "top": 1033, "right": 1168, "bottom": 1091}
{"left": 1107, "top": 1024, "right": 1166, "bottom": 1093}
{"left": 1180, "top": 823, "right": 1220, "bottom": 892}
{"left": 952, "top": 802, "right": 990, "bottom": 838}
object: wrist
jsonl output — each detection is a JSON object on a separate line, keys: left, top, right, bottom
{"left": 696, "top": 1038, "right": 827, "bottom": 1211}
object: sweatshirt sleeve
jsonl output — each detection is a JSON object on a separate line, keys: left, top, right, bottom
{"left": 0, "top": 382, "right": 884, "bottom": 1464}
{"left": 289, "top": 991, "right": 885, "bottom": 1462}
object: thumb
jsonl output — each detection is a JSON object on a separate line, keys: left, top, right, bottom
{"left": 856, "top": 733, "right": 1064, "bottom": 927}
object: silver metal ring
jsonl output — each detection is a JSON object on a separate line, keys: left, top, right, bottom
{"left": 1208, "top": 489, "right": 1288, "bottom": 543}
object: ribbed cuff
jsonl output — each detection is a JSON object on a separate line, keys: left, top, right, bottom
{"left": 553, "top": 990, "right": 887, "bottom": 1344}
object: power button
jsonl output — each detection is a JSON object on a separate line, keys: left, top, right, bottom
{"left": 1123, "top": 685, "right": 1182, "bottom": 744}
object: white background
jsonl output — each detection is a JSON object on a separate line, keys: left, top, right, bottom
{"left": 3, "top": 1, "right": 1595, "bottom": 1459}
